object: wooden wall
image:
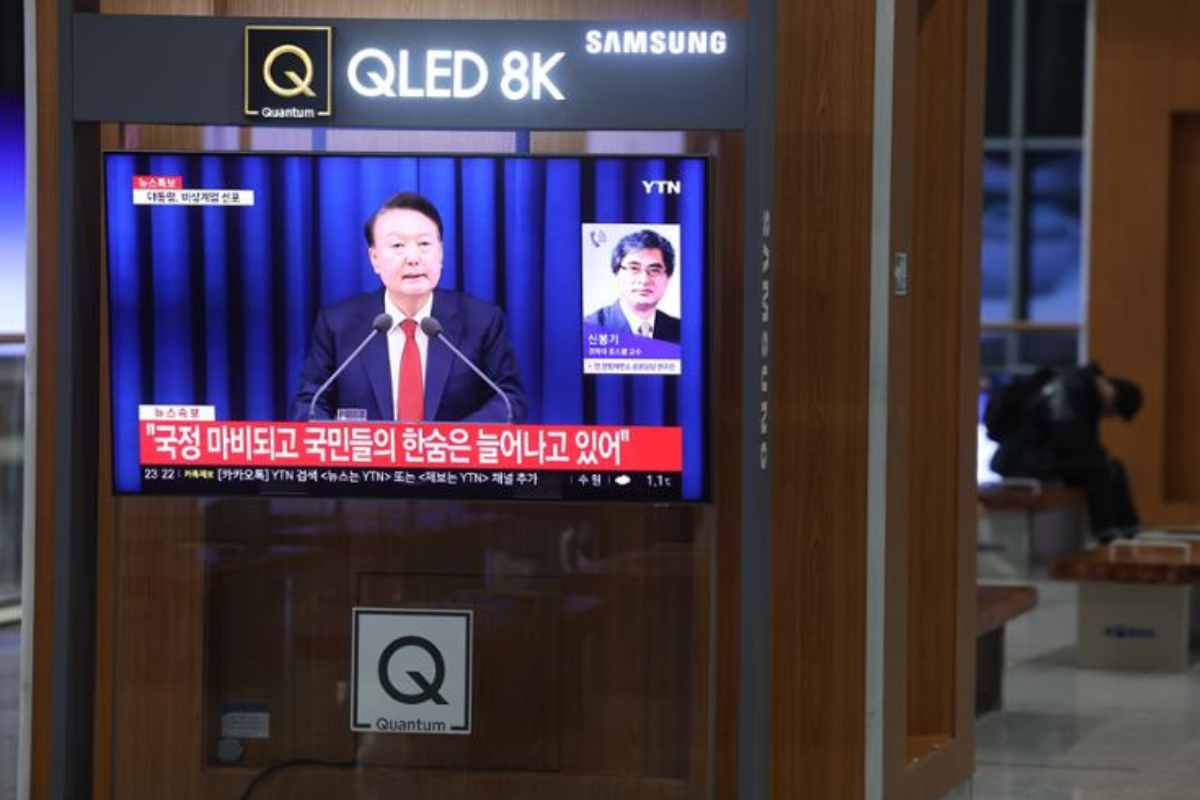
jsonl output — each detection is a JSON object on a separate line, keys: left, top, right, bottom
{"left": 770, "top": 2, "right": 980, "bottom": 796}
{"left": 771, "top": 3, "right": 876, "bottom": 798}
{"left": 886, "top": 0, "right": 984, "bottom": 798}
{"left": 1090, "top": 1, "right": 1200, "bottom": 526}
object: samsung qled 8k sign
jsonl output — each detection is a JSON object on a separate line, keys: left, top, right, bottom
{"left": 74, "top": 16, "right": 746, "bottom": 130}
{"left": 105, "top": 153, "right": 711, "bottom": 503}
{"left": 338, "top": 28, "right": 727, "bottom": 103}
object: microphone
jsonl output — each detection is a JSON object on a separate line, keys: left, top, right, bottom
{"left": 308, "top": 313, "right": 393, "bottom": 420}
{"left": 420, "top": 316, "right": 514, "bottom": 424}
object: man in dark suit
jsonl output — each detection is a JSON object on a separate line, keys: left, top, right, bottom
{"left": 584, "top": 229, "right": 681, "bottom": 344}
{"left": 291, "top": 192, "right": 526, "bottom": 423}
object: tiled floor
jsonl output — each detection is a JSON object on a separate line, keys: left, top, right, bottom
{"left": 1, "top": 624, "right": 18, "bottom": 800}
{"left": 975, "top": 579, "right": 1200, "bottom": 800}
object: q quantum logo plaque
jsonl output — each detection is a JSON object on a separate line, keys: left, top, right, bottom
{"left": 351, "top": 608, "right": 473, "bottom": 735}
{"left": 244, "top": 25, "right": 332, "bottom": 120}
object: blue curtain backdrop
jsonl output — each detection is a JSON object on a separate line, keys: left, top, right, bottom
{"left": 106, "top": 153, "right": 708, "bottom": 498}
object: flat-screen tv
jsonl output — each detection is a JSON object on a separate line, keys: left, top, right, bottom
{"left": 105, "top": 152, "right": 710, "bottom": 501}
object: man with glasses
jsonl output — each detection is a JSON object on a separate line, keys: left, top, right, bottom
{"left": 584, "top": 228, "right": 681, "bottom": 344}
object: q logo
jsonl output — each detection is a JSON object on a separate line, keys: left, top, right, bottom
{"left": 378, "top": 636, "right": 449, "bottom": 705}
{"left": 263, "top": 44, "right": 316, "bottom": 98}
{"left": 351, "top": 608, "right": 473, "bottom": 734}
{"left": 244, "top": 25, "right": 332, "bottom": 118}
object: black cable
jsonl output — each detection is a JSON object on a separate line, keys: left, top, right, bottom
{"left": 239, "top": 758, "right": 359, "bottom": 800}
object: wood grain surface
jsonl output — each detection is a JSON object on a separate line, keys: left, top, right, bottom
{"left": 977, "top": 485, "right": 1087, "bottom": 512}
{"left": 1166, "top": 115, "right": 1200, "bottom": 501}
{"left": 30, "top": 2, "right": 63, "bottom": 796}
{"left": 975, "top": 585, "right": 1038, "bottom": 636}
{"left": 1050, "top": 541, "right": 1200, "bottom": 585}
{"left": 1090, "top": 1, "right": 1200, "bottom": 526}
{"left": 887, "top": 0, "right": 984, "bottom": 797}
{"left": 770, "top": 2, "right": 876, "bottom": 798}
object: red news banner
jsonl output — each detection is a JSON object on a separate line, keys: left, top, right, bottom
{"left": 140, "top": 421, "right": 683, "bottom": 472}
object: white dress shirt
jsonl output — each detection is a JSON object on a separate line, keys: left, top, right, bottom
{"left": 384, "top": 293, "right": 433, "bottom": 413}
{"left": 619, "top": 300, "right": 656, "bottom": 338}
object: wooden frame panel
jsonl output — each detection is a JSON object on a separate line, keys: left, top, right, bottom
{"left": 65, "top": 5, "right": 747, "bottom": 800}
{"left": 771, "top": 2, "right": 879, "bottom": 798}
{"left": 885, "top": 0, "right": 983, "bottom": 797}
{"left": 31, "top": 2, "right": 983, "bottom": 800}
{"left": 1090, "top": 1, "right": 1200, "bottom": 526}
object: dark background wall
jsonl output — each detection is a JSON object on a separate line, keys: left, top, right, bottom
{"left": 0, "top": 2, "right": 21, "bottom": 94}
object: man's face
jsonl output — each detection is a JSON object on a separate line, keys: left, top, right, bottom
{"left": 369, "top": 208, "right": 443, "bottom": 306}
{"left": 616, "top": 247, "right": 670, "bottom": 315}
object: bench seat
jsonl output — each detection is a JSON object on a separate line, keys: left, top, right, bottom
{"left": 975, "top": 584, "right": 1038, "bottom": 715}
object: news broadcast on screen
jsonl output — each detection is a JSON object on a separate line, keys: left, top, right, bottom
{"left": 105, "top": 152, "right": 710, "bottom": 501}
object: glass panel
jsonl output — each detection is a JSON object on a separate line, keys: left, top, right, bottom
{"left": 191, "top": 501, "right": 714, "bottom": 781}
{"left": 1025, "top": 0, "right": 1087, "bottom": 138}
{"left": 985, "top": 0, "right": 1013, "bottom": 138}
{"left": 1024, "top": 151, "right": 1082, "bottom": 322}
{"left": 980, "top": 331, "right": 1007, "bottom": 372}
{"left": 103, "top": 129, "right": 730, "bottom": 799}
{"left": 981, "top": 152, "right": 1012, "bottom": 322}
{"left": 1017, "top": 329, "right": 1079, "bottom": 367}
{"left": 0, "top": 346, "right": 22, "bottom": 606}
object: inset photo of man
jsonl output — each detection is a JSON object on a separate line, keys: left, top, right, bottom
{"left": 581, "top": 223, "right": 683, "bottom": 376}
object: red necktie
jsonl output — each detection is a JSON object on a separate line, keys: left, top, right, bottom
{"left": 397, "top": 319, "right": 424, "bottom": 422}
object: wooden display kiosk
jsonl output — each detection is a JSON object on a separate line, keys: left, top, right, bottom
{"left": 24, "top": 2, "right": 984, "bottom": 799}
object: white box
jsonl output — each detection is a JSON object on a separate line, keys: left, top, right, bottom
{"left": 1077, "top": 582, "right": 1193, "bottom": 672}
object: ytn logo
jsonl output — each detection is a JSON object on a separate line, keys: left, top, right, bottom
{"left": 643, "top": 180, "right": 682, "bottom": 195}
{"left": 245, "top": 26, "right": 332, "bottom": 119}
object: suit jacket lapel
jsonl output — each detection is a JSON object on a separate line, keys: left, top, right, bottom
{"left": 350, "top": 290, "right": 391, "bottom": 421}
{"left": 424, "top": 291, "right": 457, "bottom": 420}
{"left": 608, "top": 301, "right": 633, "bottom": 334}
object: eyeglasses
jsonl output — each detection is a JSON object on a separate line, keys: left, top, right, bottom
{"left": 619, "top": 263, "right": 668, "bottom": 279}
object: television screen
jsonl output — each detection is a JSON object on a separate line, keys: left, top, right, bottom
{"left": 105, "top": 152, "right": 709, "bottom": 501}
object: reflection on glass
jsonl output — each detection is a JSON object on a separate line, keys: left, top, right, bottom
{"left": 1017, "top": 330, "right": 1079, "bottom": 367}
{"left": 1024, "top": 152, "right": 1082, "bottom": 322}
{"left": 0, "top": 349, "right": 23, "bottom": 606}
{"left": 102, "top": 130, "right": 727, "bottom": 798}
{"left": 1025, "top": 0, "right": 1086, "bottom": 138}
{"left": 981, "top": 153, "right": 1012, "bottom": 322}
{"left": 980, "top": 331, "right": 1006, "bottom": 372}
{"left": 197, "top": 500, "right": 712, "bottom": 787}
